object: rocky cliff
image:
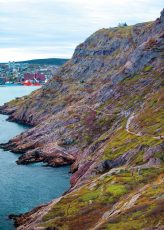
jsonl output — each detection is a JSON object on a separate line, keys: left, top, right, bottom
{"left": 0, "top": 10, "right": 164, "bottom": 230}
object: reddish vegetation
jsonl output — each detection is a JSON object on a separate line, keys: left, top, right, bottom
{"left": 0, "top": 9, "right": 164, "bottom": 230}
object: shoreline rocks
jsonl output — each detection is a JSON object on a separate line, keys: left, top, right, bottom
{"left": 0, "top": 9, "right": 164, "bottom": 229}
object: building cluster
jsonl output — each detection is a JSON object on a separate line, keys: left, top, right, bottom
{"left": 0, "top": 62, "right": 58, "bottom": 85}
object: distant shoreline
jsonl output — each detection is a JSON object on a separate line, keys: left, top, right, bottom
{"left": 0, "top": 57, "right": 69, "bottom": 65}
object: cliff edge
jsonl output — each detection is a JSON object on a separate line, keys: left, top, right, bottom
{"left": 0, "top": 9, "right": 164, "bottom": 230}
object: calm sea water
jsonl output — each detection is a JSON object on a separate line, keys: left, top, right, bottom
{"left": 0, "top": 86, "right": 70, "bottom": 230}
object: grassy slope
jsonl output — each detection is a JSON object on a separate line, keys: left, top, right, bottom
{"left": 1, "top": 20, "right": 163, "bottom": 229}
{"left": 41, "top": 169, "right": 163, "bottom": 229}
{"left": 37, "top": 67, "right": 164, "bottom": 229}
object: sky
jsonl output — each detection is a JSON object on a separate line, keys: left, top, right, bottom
{"left": 0, "top": 0, "right": 163, "bottom": 62}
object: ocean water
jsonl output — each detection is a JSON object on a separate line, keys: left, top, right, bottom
{"left": 0, "top": 86, "right": 70, "bottom": 230}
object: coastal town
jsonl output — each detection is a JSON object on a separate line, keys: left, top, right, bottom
{"left": 0, "top": 61, "right": 60, "bottom": 86}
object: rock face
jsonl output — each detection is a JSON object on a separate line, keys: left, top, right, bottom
{"left": 0, "top": 9, "right": 164, "bottom": 230}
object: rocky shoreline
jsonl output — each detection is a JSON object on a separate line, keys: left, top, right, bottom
{"left": 0, "top": 107, "right": 76, "bottom": 167}
{"left": 0, "top": 10, "right": 164, "bottom": 229}
{"left": 0, "top": 134, "right": 75, "bottom": 168}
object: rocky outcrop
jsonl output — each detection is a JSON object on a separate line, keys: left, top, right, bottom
{"left": 0, "top": 9, "right": 164, "bottom": 230}
{"left": 16, "top": 147, "right": 75, "bottom": 166}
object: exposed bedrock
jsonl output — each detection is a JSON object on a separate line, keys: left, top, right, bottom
{"left": 0, "top": 9, "right": 164, "bottom": 230}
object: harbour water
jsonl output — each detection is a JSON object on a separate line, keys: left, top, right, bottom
{"left": 0, "top": 86, "right": 70, "bottom": 230}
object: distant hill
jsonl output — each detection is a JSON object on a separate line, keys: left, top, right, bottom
{"left": 0, "top": 58, "right": 69, "bottom": 65}
{"left": 1, "top": 10, "right": 164, "bottom": 230}
{"left": 16, "top": 58, "right": 69, "bottom": 65}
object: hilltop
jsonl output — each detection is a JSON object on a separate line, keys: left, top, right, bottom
{"left": 0, "top": 9, "right": 164, "bottom": 230}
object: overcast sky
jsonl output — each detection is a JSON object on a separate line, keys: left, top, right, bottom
{"left": 0, "top": 0, "right": 163, "bottom": 62}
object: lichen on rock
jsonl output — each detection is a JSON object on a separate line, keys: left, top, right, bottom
{"left": 0, "top": 9, "right": 164, "bottom": 230}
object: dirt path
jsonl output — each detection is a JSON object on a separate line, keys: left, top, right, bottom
{"left": 125, "top": 113, "right": 164, "bottom": 139}
{"left": 69, "top": 103, "right": 163, "bottom": 140}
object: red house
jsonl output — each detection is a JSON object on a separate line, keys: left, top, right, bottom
{"left": 23, "top": 73, "right": 46, "bottom": 82}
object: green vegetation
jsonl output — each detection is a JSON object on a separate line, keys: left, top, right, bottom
{"left": 130, "top": 89, "right": 164, "bottom": 136}
{"left": 143, "top": 65, "right": 153, "bottom": 72}
{"left": 41, "top": 167, "right": 163, "bottom": 229}
{"left": 83, "top": 134, "right": 93, "bottom": 144}
{"left": 2, "top": 15, "right": 164, "bottom": 230}
{"left": 104, "top": 182, "right": 164, "bottom": 230}
{"left": 106, "top": 184, "right": 127, "bottom": 197}
{"left": 79, "top": 189, "right": 101, "bottom": 202}
{"left": 103, "top": 128, "right": 162, "bottom": 162}
{"left": 95, "top": 25, "right": 133, "bottom": 40}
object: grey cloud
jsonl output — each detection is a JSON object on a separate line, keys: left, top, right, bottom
{"left": 0, "top": 0, "right": 163, "bottom": 61}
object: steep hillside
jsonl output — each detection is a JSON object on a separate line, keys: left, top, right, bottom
{"left": 0, "top": 10, "right": 164, "bottom": 230}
